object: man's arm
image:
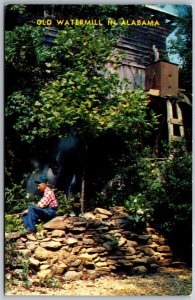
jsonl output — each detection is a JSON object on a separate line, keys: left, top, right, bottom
{"left": 37, "top": 190, "right": 53, "bottom": 208}
{"left": 22, "top": 202, "right": 41, "bottom": 215}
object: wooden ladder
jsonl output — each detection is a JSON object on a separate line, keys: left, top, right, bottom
{"left": 166, "top": 100, "right": 184, "bottom": 142}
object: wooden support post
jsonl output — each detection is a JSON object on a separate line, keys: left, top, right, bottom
{"left": 176, "top": 103, "right": 185, "bottom": 137}
{"left": 80, "top": 176, "right": 85, "bottom": 216}
{"left": 166, "top": 99, "right": 185, "bottom": 143}
{"left": 166, "top": 100, "right": 173, "bottom": 143}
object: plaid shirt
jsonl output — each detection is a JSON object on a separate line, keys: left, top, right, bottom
{"left": 38, "top": 187, "right": 58, "bottom": 208}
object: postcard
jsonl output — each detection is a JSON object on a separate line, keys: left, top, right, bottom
{"left": 4, "top": 3, "right": 192, "bottom": 296}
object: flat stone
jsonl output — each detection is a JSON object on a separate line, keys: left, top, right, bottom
{"left": 133, "top": 266, "right": 148, "bottom": 273}
{"left": 79, "top": 253, "right": 98, "bottom": 261}
{"left": 34, "top": 246, "right": 54, "bottom": 261}
{"left": 95, "top": 267, "right": 110, "bottom": 272}
{"left": 52, "top": 264, "right": 68, "bottom": 275}
{"left": 20, "top": 237, "right": 27, "bottom": 242}
{"left": 40, "top": 241, "right": 62, "bottom": 249}
{"left": 126, "top": 240, "right": 138, "bottom": 247}
{"left": 158, "top": 237, "right": 166, "bottom": 245}
{"left": 86, "top": 247, "right": 106, "bottom": 253}
{"left": 37, "top": 237, "right": 50, "bottom": 242}
{"left": 107, "top": 259, "right": 116, "bottom": 265}
{"left": 50, "top": 216, "right": 65, "bottom": 222}
{"left": 151, "top": 234, "right": 160, "bottom": 242}
{"left": 94, "top": 226, "right": 109, "bottom": 231}
{"left": 27, "top": 234, "right": 37, "bottom": 241}
{"left": 160, "top": 252, "right": 173, "bottom": 258}
{"left": 64, "top": 271, "right": 82, "bottom": 281}
{"left": 66, "top": 237, "right": 78, "bottom": 245}
{"left": 125, "top": 246, "right": 136, "bottom": 255}
{"left": 17, "top": 243, "right": 26, "bottom": 249}
{"left": 37, "top": 269, "right": 53, "bottom": 279}
{"left": 96, "top": 261, "right": 107, "bottom": 267}
{"left": 82, "top": 212, "right": 96, "bottom": 220}
{"left": 51, "top": 230, "right": 66, "bottom": 237}
{"left": 157, "top": 245, "right": 171, "bottom": 252}
{"left": 118, "top": 237, "right": 127, "bottom": 247}
{"left": 146, "top": 227, "right": 156, "bottom": 234}
{"left": 40, "top": 264, "right": 51, "bottom": 270}
{"left": 94, "top": 257, "right": 100, "bottom": 263}
{"left": 26, "top": 243, "right": 37, "bottom": 251}
{"left": 50, "top": 257, "right": 59, "bottom": 264}
{"left": 69, "top": 259, "right": 82, "bottom": 267}
{"left": 118, "top": 260, "right": 133, "bottom": 267}
{"left": 83, "top": 238, "right": 95, "bottom": 245}
{"left": 108, "top": 255, "right": 123, "bottom": 260}
{"left": 5, "top": 232, "right": 21, "bottom": 240}
{"left": 147, "top": 256, "right": 158, "bottom": 264}
{"left": 143, "top": 247, "right": 155, "bottom": 256}
{"left": 130, "top": 257, "right": 148, "bottom": 265}
{"left": 64, "top": 254, "right": 77, "bottom": 264}
{"left": 73, "top": 221, "right": 87, "bottom": 226}
{"left": 69, "top": 227, "right": 86, "bottom": 232}
{"left": 148, "top": 242, "right": 159, "bottom": 249}
{"left": 94, "top": 208, "right": 112, "bottom": 216}
{"left": 29, "top": 258, "right": 40, "bottom": 267}
{"left": 52, "top": 237, "right": 66, "bottom": 242}
{"left": 159, "top": 258, "right": 173, "bottom": 266}
{"left": 43, "top": 219, "right": 66, "bottom": 230}
{"left": 111, "top": 206, "right": 128, "bottom": 214}
{"left": 108, "top": 230, "right": 122, "bottom": 236}
{"left": 71, "top": 246, "right": 82, "bottom": 254}
{"left": 95, "top": 213, "right": 110, "bottom": 220}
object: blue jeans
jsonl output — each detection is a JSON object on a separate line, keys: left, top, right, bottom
{"left": 22, "top": 204, "right": 57, "bottom": 232}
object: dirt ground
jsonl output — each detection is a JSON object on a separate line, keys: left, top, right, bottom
{"left": 6, "top": 267, "right": 192, "bottom": 296}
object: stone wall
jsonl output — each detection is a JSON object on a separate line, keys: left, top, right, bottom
{"left": 6, "top": 206, "right": 174, "bottom": 281}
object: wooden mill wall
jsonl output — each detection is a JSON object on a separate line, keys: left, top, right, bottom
{"left": 116, "top": 25, "right": 173, "bottom": 89}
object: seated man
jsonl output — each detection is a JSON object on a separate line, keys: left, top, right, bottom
{"left": 22, "top": 176, "right": 58, "bottom": 234}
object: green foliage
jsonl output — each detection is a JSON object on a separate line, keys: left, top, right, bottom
{"left": 124, "top": 194, "right": 153, "bottom": 225}
{"left": 5, "top": 182, "right": 30, "bottom": 214}
{"left": 5, "top": 179, "right": 39, "bottom": 214}
{"left": 9, "top": 4, "right": 27, "bottom": 15}
{"left": 5, "top": 239, "right": 31, "bottom": 289}
{"left": 96, "top": 141, "right": 191, "bottom": 243}
{"left": 155, "top": 143, "right": 192, "bottom": 232}
{"left": 109, "top": 233, "right": 119, "bottom": 250}
{"left": 167, "top": 6, "right": 192, "bottom": 94}
{"left": 54, "top": 190, "right": 81, "bottom": 216}
{"left": 37, "top": 277, "right": 60, "bottom": 288}
{"left": 5, "top": 22, "right": 157, "bottom": 144}
{"left": 5, "top": 214, "right": 23, "bottom": 233}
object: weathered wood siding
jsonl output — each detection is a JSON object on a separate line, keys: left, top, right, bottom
{"left": 118, "top": 63, "right": 145, "bottom": 89}
{"left": 116, "top": 25, "right": 173, "bottom": 89}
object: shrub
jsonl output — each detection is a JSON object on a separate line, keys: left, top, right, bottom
{"left": 5, "top": 239, "right": 31, "bottom": 289}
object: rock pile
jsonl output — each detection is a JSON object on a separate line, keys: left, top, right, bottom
{"left": 6, "top": 206, "right": 173, "bottom": 281}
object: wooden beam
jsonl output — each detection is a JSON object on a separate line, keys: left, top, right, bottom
{"left": 176, "top": 103, "right": 185, "bottom": 137}
{"left": 147, "top": 89, "right": 160, "bottom": 96}
{"left": 170, "top": 118, "right": 183, "bottom": 126}
{"left": 166, "top": 100, "right": 173, "bottom": 143}
{"left": 171, "top": 135, "right": 183, "bottom": 142}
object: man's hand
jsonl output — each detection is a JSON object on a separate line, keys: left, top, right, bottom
{"left": 22, "top": 209, "right": 28, "bottom": 215}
